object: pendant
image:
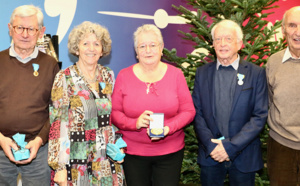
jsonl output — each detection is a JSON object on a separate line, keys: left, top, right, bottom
{"left": 33, "top": 71, "right": 39, "bottom": 76}
{"left": 146, "top": 83, "right": 150, "bottom": 94}
{"left": 32, "top": 63, "right": 39, "bottom": 77}
{"left": 237, "top": 73, "right": 245, "bottom": 86}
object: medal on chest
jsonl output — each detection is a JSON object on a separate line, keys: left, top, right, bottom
{"left": 237, "top": 73, "right": 245, "bottom": 85}
{"left": 32, "top": 63, "right": 39, "bottom": 77}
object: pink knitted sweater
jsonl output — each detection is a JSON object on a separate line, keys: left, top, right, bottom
{"left": 111, "top": 64, "right": 195, "bottom": 156}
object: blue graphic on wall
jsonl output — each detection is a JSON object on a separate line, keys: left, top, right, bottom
{"left": 0, "top": 0, "right": 194, "bottom": 76}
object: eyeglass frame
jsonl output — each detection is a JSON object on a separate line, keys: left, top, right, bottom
{"left": 213, "top": 36, "right": 237, "bottom": 44}
{"left": 137, "top": 42, "right": 161, "bottom": 51}
{"left": 12, "top": 25, "right": 40, "bottom": 36}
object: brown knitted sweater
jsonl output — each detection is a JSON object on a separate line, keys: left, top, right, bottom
{"left": 0, "top": 48, "right": 59, "bottom": 144}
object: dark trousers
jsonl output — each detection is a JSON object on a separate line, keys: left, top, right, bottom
{"left": 200, "top": 161, "right": 255, "bottom": 186}
{"left": 123, "top": 148, "right": 184, "bottom": 186}
{"left": 267, "top": 136, "right": 300, "bottom": 186}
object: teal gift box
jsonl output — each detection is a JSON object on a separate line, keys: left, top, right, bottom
{"left": 11, "top": 133, "right": 30, "bottom": 161}
{"left": 106, "top": 137, "right": 127, "bottom": 161}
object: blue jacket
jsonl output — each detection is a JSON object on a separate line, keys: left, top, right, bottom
{"left": 192, "top": 59, "right": 268, "bottom": 173}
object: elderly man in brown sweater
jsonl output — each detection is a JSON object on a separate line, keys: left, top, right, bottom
{"left": 266, "top": 6, "right": 300, "bottom": 186}
{"left": 0, "top": 5, "right": 59, "bottom": 186}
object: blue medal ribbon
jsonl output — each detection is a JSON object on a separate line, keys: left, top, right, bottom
{"left": 237, "top": 73, "right": 245, "bottom": 85}
{"left": 32, "top": 63, "right": 39, "bottom": 76}
{"left": 100, "top": 82, "right": 106, "bottom": 90}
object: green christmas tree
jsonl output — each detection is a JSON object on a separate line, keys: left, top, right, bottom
{"left": 163, "top": 0, "right": 286, "bottom": 184}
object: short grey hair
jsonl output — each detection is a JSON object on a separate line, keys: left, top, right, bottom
{"left": 10, "top": 5, "right": 44, "bottom": 29}
{"left": 133, "top": 24, "right": 163, "bottom": 50}
{"left": 211, "top": 19, "right": 243, "bottom": 42}
{"left": 68, "top": 21, "right": 112, "bottom": 57}
{"left": 282, "top": 6, "right": 300, "bottom": 31}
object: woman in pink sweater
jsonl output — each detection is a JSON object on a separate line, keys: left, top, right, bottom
{"left": 111, "top": 24, "right": 195, "bottom": 186}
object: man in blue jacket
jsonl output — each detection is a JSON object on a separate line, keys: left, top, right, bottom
{"left": 192, "top": 19, "right": 268, "bottom": 186}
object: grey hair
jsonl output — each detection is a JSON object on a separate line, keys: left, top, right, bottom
{"left": 282, "top": 8, "right": 289, "bottom": 30}
{"left": 211, "top": 19, "right": 243, "bottom": 42}
{"left": 10, "top": 5, "right": 44, "bottom": 29}
{"left": 282, "top": 6, "right": 300, "bottom": 31}
{"left": 68, "top": 21, "right": 112, "bottom": 57}
{"left": 133, "top": 24, "right": 164, "bottom": 50}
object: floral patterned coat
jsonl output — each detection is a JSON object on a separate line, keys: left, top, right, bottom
{"left": 48, "top": 64, "right": 125, "bottom": 186}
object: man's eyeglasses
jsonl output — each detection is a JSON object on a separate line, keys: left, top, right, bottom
{"left": 12, "top": 25, "right": 39, "bottom": 36}
{"left": 138, "top": 43, "right": 160, "bottom": 51}
{"left": 214, "top": 37, "right": 235, "bottom": 44}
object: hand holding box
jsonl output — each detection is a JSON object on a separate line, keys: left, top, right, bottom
{"left": 11, "top": 133, "right": 30, "bottom": 161}
{"left": 149, "top": 113, "right": 164, "bottom": 138}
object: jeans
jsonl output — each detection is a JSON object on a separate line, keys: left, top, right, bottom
{"left": 201, "top": 161, "right": 255, "bottom": 186}
{"left": 0, "top": 143, "right": 50, "bottom": 186}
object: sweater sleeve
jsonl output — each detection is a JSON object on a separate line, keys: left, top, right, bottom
{"left": 111, "top": 71, "right": 139, "bottom": 131}
{"left": 164, "top": 69, "right": 196, "bottom": 135}
{"left": 38, "top": 63, "right": 60, "bottom": 144}
{"left": 37, "top": 118, "right": 50, "bottom": 145}
{"left": 48, "top": 70, "right": 70, "bottom": 171}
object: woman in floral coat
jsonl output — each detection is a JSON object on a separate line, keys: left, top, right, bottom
{"left": 48, "top": 21, "right": 125, "bottom": 186}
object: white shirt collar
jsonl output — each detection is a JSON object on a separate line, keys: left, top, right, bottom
{"left": 216, "top": 55, "right": 240, "bottom": 70}
{"left": 9, "top": 43, "right": 39, "bottom": 64}
{"left": 282, "top": 47, "right": 300, "bottom": 63}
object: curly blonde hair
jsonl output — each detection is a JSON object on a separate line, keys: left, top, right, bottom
{"left": 68, "top": 21, "right": 112, "bottom": 57}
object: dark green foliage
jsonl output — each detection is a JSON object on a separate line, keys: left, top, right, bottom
{"left": 180, "top": 124, "right": 200, "bottom": 184}
{"left": 163, "top": 0, "right": 286, "bottom": 92}
{"left": 163, "top": 0, "right": 287, "bottom": 184}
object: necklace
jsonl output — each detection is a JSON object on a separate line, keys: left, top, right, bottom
{"left": 85, "top": 75, "right": 97, "bottom": 83}
{"left": 146, "top": 82, "right": 151, "bottom": 94}
{"left": 77, "top": 63, "right": 98, "bottom": 83}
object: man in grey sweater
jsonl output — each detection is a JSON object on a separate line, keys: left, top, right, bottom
{"left": 266, "top": 6, "right": 300, "bottom": 185}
